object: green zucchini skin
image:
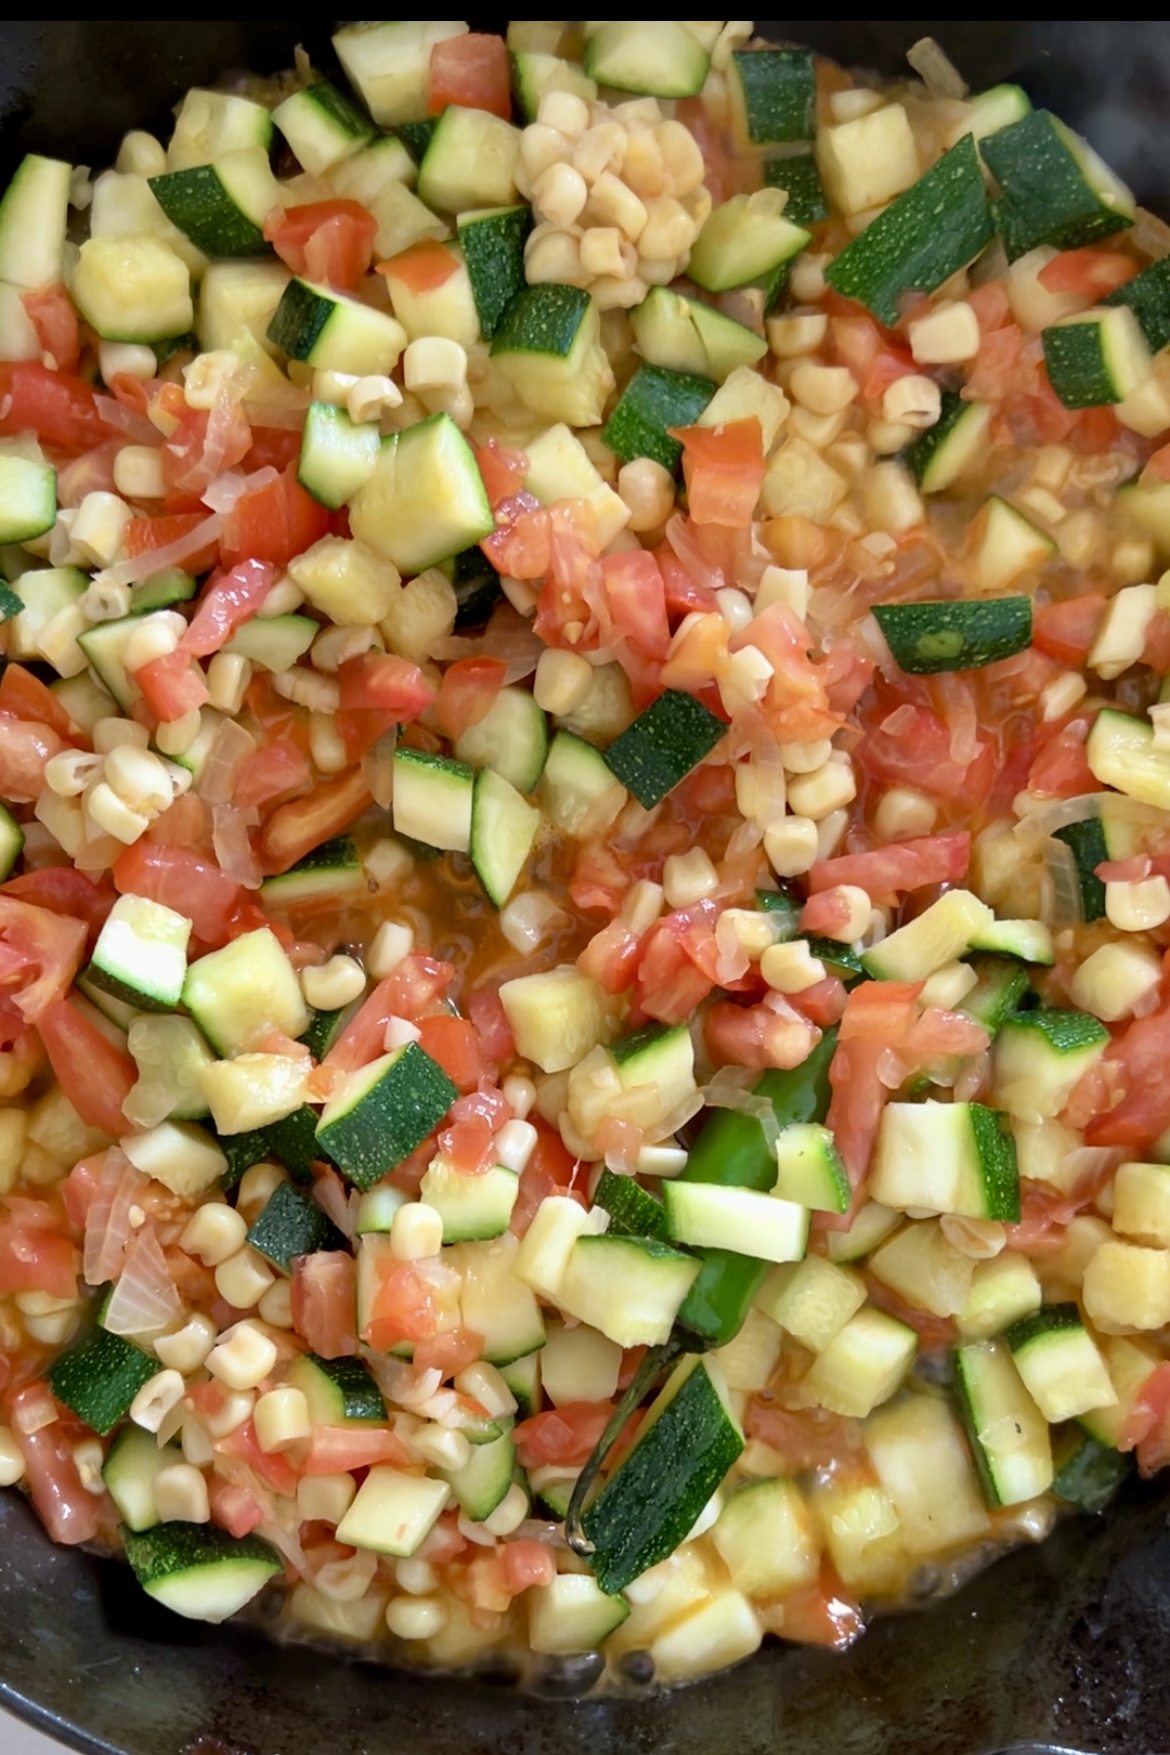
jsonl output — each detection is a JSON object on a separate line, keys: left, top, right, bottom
{"left": 872, "top": 598, "right": 1033, "bottom": 674}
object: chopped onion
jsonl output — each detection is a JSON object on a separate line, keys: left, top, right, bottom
{"left": 1042, "top": 834, "right": 1084, "bottom": 930}
{"left": 364, "top": 733, "right": 397, "bottom": 810}
{"left": 907, "top": 36, "right": 968, "bottom": 99}
{"left": 211, "top": 803, "right": 263, "bottom": 889}
{"left": 715, "top": 911, "right": 752, "bottom": 985}
{"left": 433, "top": 605, "right": 545, "bottom": 681}
{"left": 384, "top": 1015, "right": 422, "bottom": 1050}
{"left": 102, "top": 1228, "right": 180, "bottom": 1335}
{"left": 202, "top": 464, "right": 279, "bottom": 513}
{"left": 1013, "top": 789, "right": 1168, "bottom": 850}
{"left": 500, "top": 889, "right": 568, "bottom": 954}
{"left": 311, "top": 1169, "right": 357, "bottom": 1242}
{"left": 1133, "top": 206, "right": 1170, "bottom": 262}
{"left": 101, "top": 512, "right": 224, "bottom": 587}
{"left": 880, "top": 702, "right": 916, "bottom": 737}
{"left": 747, "top": 738, "right": 788, "bottom": 831}
{"left": 94, "top": 395, "right": 159, "bottom": 445}
{"left": 57, "top": 440, "right": 121, "bottom": 507}
{"left": 666, "top": 513, "right": 726, "bottom": 594}
{"left": 646, "top": 1087, "right": 705, "bottom": 1143}
{"left": 699, "top": 1066, "right": 780, "bottom": 1153}
{"left": 84, "top": 1148, "right": 150, "bottom": 1287}
{"left": 198, "top": 718, "right": 256, "bottom": 806}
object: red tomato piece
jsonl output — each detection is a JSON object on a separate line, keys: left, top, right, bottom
{"left": 9, "top": 1384, "right": 101, "bottom": 1545}
{"left": 209, "top": 1478, "right": 265, "bottom": 1538}
{"left": 0, "top": 662, "right": 76, "bottom": 738}
{"left": 20, "top": 285, "right": 80, "bottom": 372}
{"left": 673, "top": 418, "right": 765, "bottom": 527}
{"left": 808, "top": 832, "right": 971, "bottom": 900}
{"left": 0, "top": 899, "right": 87, "bottom": 1027}
{"left": 180, "top": 558, "right": 275, "bottom": 658}
{"left": 433, "top": 656, "right": 506, "bottom": 741}
{"left": 412, "top": 1326, "right": 484, "bottom": 1378}
{"left": 1026, "top": 721, "right": 1095, "bottom": 798}
{"left": 0, "top": 1204, "right": 78, "bottom": 1298}
{"left": 339, "top": 652, "right": 436, "bottom": 723}
{"left": 112, "top": 842, "right": 241, "bottom": 947}
{"left": 377, "top": 238, "right": 461, "bottom": 294}
{"left": 1032, "top": 594, "right": 1107, "bottom": 665}
{"left": 219, "top": 1417, "right": 299, "bottom": 1497}
{"left": 1085, "top": 998, "right": 1170, "bottom": 1148}
{"left": 2, "top": 869, "right": 115, "bottom": 950}
{"left": 437, "top": 1113, "right": 494, "bottom": 1176}
{"left": 124, "top": 511, "right": 222, "bottom": 576}
{"left": 133, "top": 649, "right": 211, "bottom": 723}
{"left": 258, "top": 769, "right": 373, "bottom": 877}
{"left": 0, "top": 361, "right": 115, "bottom": 454}
{"left": 361, "top": 1257, "right": 439, "bottom": 1351}
{"left": 265, "top": 200, "right": 378, "bottom": 293}
{"left": 475, "top": 439, "right": 529, "bottom": 508}
{"left": 301, "top": 1425, "right": 413, "bottom": 1476}
{"left": 36, "top": 998, "right": 137, "bottom": 1136}
{"left": 290, "top": 1252, "right": 358, "bottom": 1359}
{"left": 0, "top": 712, "right": 67, "bottom": 804}
{"left": 500, "top": 1539, "right": 557, "bottom": 1594}
{"left": 513, "top": 1401, "right": 616, "bottom": 1469}
{"left": 427, "top": 32, "right": 511, "bottom": 118}
{"left": 221, "top": 464, "right": 330, "bottom": 569}
{"left": 416, "top": 1015, "right": 485, "bottom": 1093}
{"left": 602, "top": 549, "right": 671, "bottom": 658}
{"left": 1038, "top": 247, "right": 1137, "bottom": 297}
{"left": 325, "top": 954, "right": 455, "bottom": 1070}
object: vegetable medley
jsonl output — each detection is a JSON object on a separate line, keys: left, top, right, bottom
{"left": 4, "top": 17, "right": 1170, "bottom": 1692}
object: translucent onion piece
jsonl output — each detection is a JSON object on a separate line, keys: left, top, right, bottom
{"left": 198, "top": 718, "right": 256, "bottom": 806}
{"left": 1042, "top": 834, "right": 1084, "bottom": 930}
{"left": 500, "top": 889, "right": 567, "bottom": 953}
{"left": 211, "top": 802, "right": 263, "bottom": 889}
{"left": 101, "top": 512, "right": 224, "bottom": 587}
{"left": 102, "top": 1227, "right": 180, "bottom": 1335}
{"left": 83, "top": 1148, "right": 150, "bottom": 1287}
{"left": 907, "top": 36, "right": 968, "bottom": 98}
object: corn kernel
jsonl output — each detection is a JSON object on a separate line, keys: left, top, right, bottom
{"left": 414, "top": 1422, "right": 471, "bottom": 1471}
{"left": 71, "top": 492, "right": 133, "bottom": 568}
{"left": 346, "top": 374, "right": 402, "bottom": 424}
{"left": 760, "top": 940, "right": 826, "bottom": 994}
{"left": 258, "top": 1277, "right": 294, "bottom": 1330}
{"left": 873, "top": 786, "right": 937, "bottom": 840}
{"left": 207, "top": 1320, "right": 278, "bottom": 1392}
{"left": 786, "top": 758, "right": 857, "bottom": 821}
{"left": 534, "top": 648, "right": 594, "bottom": 716}
{"left": 116, "top": 129, "right": 166, "bottom": 176}
{"left": 85, "top": 781, "right": 149, "bottom": 845}
{"left": 501, "top": 1074, "right": 537, "bottom": 1120}
{"left": 44, "top": 749, "right": 103, "bottom": 798}
{"left": 99, "top": 338, "right": 157, "bottom": 382}
{"left": 533, "top": 159, "right": 589, "bottom": 227}
{"left": 587, "top": 170, "right": 647, "bottom": 240}
{"left": 537, "top": 91, "right": 590, "bottom": 138}
{"left": 767, "top": 310, "right": 829, "bottom": 359}
{"left": 297, "top": 1472, "right": 357, "bottom": 1524}
{"left": 113, "top": 445, "right": 166, "bottom": 500}
{"left": 495, "top": 1118, "right": 537, "bottom": 1174}
{"left": 482, "top": 1480, "right": 530, "bottom": 1536}
{"left": 663, "top": 848, "right": 720, "bottom": 908}
{"left": 907, "top": 300, "right": 980, "bottom": 366}
{"left": 154, "top": 1312, "right": 217, "bottom": 1373}
{"left": 302, "top": 954, "right": 367, "bottom": 1011}
{"left": 103, "top": 743, "right": 172, "bottom": 815}
{"left": 207, "top": 651, "right": 252, "bottom": 715}
{"left": 130, "top": 1369, "right": 186, "bottom": 1434}
{"left": 0, "top": 1426, "right": 25, "bottom": 1487}
{"left": 521, "top": 122, "right": 569, "bottom": 183}
{"left": 789, "top": 362, "right": 859, "bottom": 416}
{"left": 390, "top": 1201, "right": 443, "bottom": 1262}
{"left": 309, "top": 710, "right": 349, "bottom": 775}
{"left": 386, "top": 1596, "right": 448, "bottom": 1640}
{"left": 1106, "top": 876, "right": 1170, "bottom": 933}
{"left": 524, "top": 228, "right": 586, "bottom": 286}
{"left": 882, "top": 374, "right": 942, "bottom": 429}
{"left": 179, "top": 1202, "right": 248, "bottom": 1268}
{"left": 764, "top": 815, "right": 819, "bottom": 878}
{"left": 254, "top": 1386, "right": 312, "bottom": 1453}
{"left": 154, "top": 1462, "right": 211, "bottom": 1524}
{"left": 203, "top": 1390, "right": 254, "bottom": 1439}
{"left": 214, "top": 1247, "right": 277, "bottom": 1312}
{"left": 395, "top": 1557, "right": 439, "bottom": 1596}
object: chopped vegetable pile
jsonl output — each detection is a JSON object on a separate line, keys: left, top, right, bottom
{"left": 4, "top": 17, "right": 1170, "bottom": 1693}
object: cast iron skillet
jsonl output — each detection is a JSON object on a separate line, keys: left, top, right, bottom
{"left": 2, "top": 20, "right": 1170, "bottom": 1755}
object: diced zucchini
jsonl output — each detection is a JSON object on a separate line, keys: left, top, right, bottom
{"left": 992, "top": 1007, "right": 1109, "bottom": 1123}
{"left": 1052, "top": 1427, "right": 1133, "bottom": 1513}
{"left": 123, "top": 1523, "right": 281, "bottom": 1624}
{"left": 870, "top": 1100, "right": 1020, "bottom": 1222}
{"left": 603, "top": 688, "right": 726, "bottom": 809}
{"left": 630, "top": 286, "right": 767, "bottom": 384}
{"left": 971, "top": 495, "right": 1056, "bottom": 593}
{"left": 957, "top": 1249, "right": 1042, "bottom": 1340}
{"left": 1079, "top": 1336, "right": 1161, "bottom": 1447}
{"left": 272, "top": 80, "right": 374, "bottom": 176}
{"left": 540, "top": 1320, "right": 622, "bottom": 1409}
{"left": 287, "top": 1353, "right": 387, "bottom": 1426}
{"left": 296, "top": 403, "right": 380, "bottom": 511}
{"left": 954, "top": 1337, "right": 1054, "bottom": 1508}
{"left": 87, "top": 894, "right": 191, "bottom": 1014}
{"left": 196, "top": 258, "right": 289, "bottom": 354}
{"left": 0, "top": 154, "right": 71, "bottom": 289}
{"left": 580, "top": 1355, "right": 743, "bottom": 1594}
{"left": 335, "top": 1466, "right": 451, "bottom": 1558}
{"left": 663, "top": 1180, "right": 810, "bottom": 1265}
{"left": 727, "top": 48, "right": 816, "bottom": 148}
{"left": 499, "top": 964, "right": 609, "bottom": 1075}
{"left": 585, "top": 21, "right": 709, "bottom": 99}
{"left": 1005, "top": 1303, "right": 1117, "bottom": 1422}
{"left": 181, "top": 928, "right": 308, "bottom": 1058}
{"left": 267, "top": 276, "right": 406, "bottom": 376}
{"left": 332, "top": 21, "right": 468, "bottom": 127}
{"left": 5, "top": 565, "right": 87, "bottom": 666}
{"left": 593, "top": 1168, "right": 669, "bottom": 1242}
{"left": 438, "top": 1425, "right": 516, "bottom": 1522}
{"left": 454, "top": 683, "right": 548, "bottom": 796}
{"left": 391, "top": 746, "right": 475, "bottom": 855}
{"left": 1087, "top": 706, "right": 1170, "bottom": 811}
{"left": 558, "top": 1233, "right": 700, "bottom": 1348}
{"left": 418, "top": 1156, "right": 519, "bottom": 1243}
{"left": 864, "top": 1393, "right": 990, "bottom": 1555}
{"left": 456, "top": 205, "right": 532, "bottom": 342}
{"left": 967, "top": 917, "right": 1054, "bottom": 966}
{"left": 873, "top": 596, "right": 1032, "bottom": 675}
{"left": 121, "top": 1120, "right": 226, "bottom": 1203}
{"left": 350, "top": 414, "right": 494, "bottom": 575}
{"left": 905, "top": 390, "right": 993, "bottom": 494}
{"left": 1105, "top": 254, "right": 1170, "bottom": 355}
{"left": 712, "top": 1477, "right": 818, "bottom": 1600}
{"left": 688, "top": 195, "right": 810, "bottom": 296}
{"left": 102, "top": 1426, "right": 178, "bottom": 1533}
{"left": 601, "top": 363, "right": 716, "bottom": 474}
{"left": 150, "top": 149, "right": 279, "bottom": 258}
{"left": 756, "top": 1254, "right": 867, "bottom": 1352}
{"left": 260, "top": 835, "right": 365, "bottom": 912}
{"left": 805, "top": 1307, "right": 918, "bottom": 1419}
{"left": 538, "top": 730, "right": 628, "bottom": 838}
{"left": 491, "top": 283, "right": 614, "bottom": 428}
{"left": 1042, "top": 305, "right": 1152, "bottom": 408}
{"left": 868, "top": 1219, "right": 975, "bottom": 1319}
{"left": 528, "top": 1574, "right": 629, "bottom": 1656}
{"left": 379, "top": 240, "right": 479, "bottom": 348}
{"left": 0, "top": 454, "right": 56, "bottom": 545}
{"left": 71, "top": 235, "right": 193, "bottom": 344}
{"left": 521, "top": 422, "right": 629, "bottom": 547}
{"left": 246, "top": 1181, "right": 348, "bottom": 1276}
{"left": 49, "top": 1327, "right": 157, "bottom": 1436}
{"left": 862, "top": 889, "right": 993, "bottom": 983}
{"left": 454, "top": 1233, "right": 547, "bottom": 1365}
{"left": 316, "top": 1042, "right": 457, "bottom": 1194}
{"left": 418, "top": 106, "right": 521, "bottom": 214}
{"left": 470, "top": 768, "right": 542, "bottom": 907}
{"left": 982, "top": 109, "right": 1134, "bottom": 260}
{"left": 763, "top": 151, "right": 828, "bottom": 226}
{"left": 950, "top": 83, "right": 1032, "bottom": 146}
{"left": 826, "top": 134, "right": 992, "bottom": 327}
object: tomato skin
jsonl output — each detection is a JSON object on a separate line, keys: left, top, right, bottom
{"left": 602, "top": 549, "right": 671, "bottom": 658}
{"left": 0, "top": 712, "right": 67, "bottom": 804}
{"left": 1, "top": 870, "right": 114, "bottom": 950}
{"left": 302, "top": 1425, "right": 412, "bottom": 1475}
{"left": 134, "top": 650, "right": 211, "bottom": 723}
{"left": 427, "top": 32, "right": 511, "bottom": 118}
{"left": 265, "top": 200, "right": 378, "bottom": 292}
{"left": 218, "top": 1416, "right": 299, "bottom": 1497}
{"left": 112, "top": 841, "right": 241, "bottom": 947}
{"left": 181, "top": 557, "right": 275, "bottom": 657}
{"left": 37, "top": 998, "right": 137, "bottom": 1136}
{"left": 0, "top": 663, "right": 76, "bottom": 738}
{"left": 290, "top": 1251, "right": 358, "bottom": 1359}
{"left": 259, "top": 768, "right": 373, "bottom": 877}
{"left": 808, "top": 832, "right": 971, "bottom": 901}
{"left": 513, "top": 1401, "right": 617, "bottom": 1469}
{"left": 0, "top": 362, "right": 115, "bottom": 453}
{"left": 416, "top": 1015, "right": 485, "bottom": 1093}
{"left": 378, "top": 238, "right": 461, "bottom": 294}
{"left": 1032, "top": 595, "right": 1107, "bottom": 665}
{"left": 339, "top": 652, "right": 436, "bottom": 723}
{"left": 673, "top": 418, "right": 766, "bottom": 527}
{"left": 0, "top": 898, "right": 87, "bottom": 1028}
{"left": 9, "top": 1384, "right": 101, "bottom": 1545}
{"left": 221, "top": 464, "right": 330, "bottom": 568}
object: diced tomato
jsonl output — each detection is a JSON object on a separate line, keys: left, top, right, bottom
{"left": 602, "top": 549, "right": 671, "bottom": 658}
{"left": 124, "top": 511, "right": 222, "bottom": 576}
{"left": 434, "top": 656, "right": 507, "bottom": 741}
{"left": 265, "top": 200, "right": 378, "bottom": 293}
{"left": 290, "top": 1252, "right": 358, "bottom": 1359}
{"left": 1123, "top": 1361, "right": 1170, "bottom": 1470}
{"left": 486, "top": 500, "right": 552, "bottom": 580}
{"left": 500, "top": 1538, "right": 558, "bottom": 1595}
{"left": 325, "top": 954, "right": 455, "bottom": 1071}
{"left": 745, "top": 1400, "right": 863, "bottom": 1470}
{"left": 412, "top": 1326, "right": 484, "bottom": 1378}
{"left": 113, "top": 841, "right": 241, "bottom": 948}
{"left": 808, "top": 832, "right": 971, "bottom": 900}
{"left": 209, "top": 1478, "right": 265, "bottom": 1537}
{"left": 219, "top": 1417, "right": 299, "bottom": 1497}
{"left": 1085, "top": 996, "right": 1170, "bottom": 1148}
{"left": 1038, "top": 247, "right": 1137, "bottom": 298}
{"left": 180, "top": 557, "right": 275, "bottom": 657}
{"left": 233, "top": 736, "right": 311, "bottom": 813}
{"left": 133, "top": 649, "right": 211, "bottom": 723}
{"left": 1032, "top": 594, "right": 1107, "bottom": 665}
{"left": 416, "top": 1015, "right": 485, "bottom": 1093}
{"left": 765, "top": 1567, "right": 864, "bottom": 1650}
{"left": 9, "top": 1385, "right": 101, "bottom": 1545}
{"left": 578, "top": 919, "right": 643, "bottom": 996}
{"left": 361, "top": 1257, "right": 440, "bottom": 1351}
{"left": 672, "top": 418, "right": 765, "bottom": 527}
{"left": 0, "top": 662, "right": 76, "bottom": 739}
{"left": 221, "top": 463, "right": 330, "bottom": 569}
{"left": 0, "top": 899, "right": 86, "bottom": 1028}
{"left": 475, "top": 439, "right": 529, "bottom": 508}
{"left": 1146, "top": 441, "right": 1170, "bottom": 484}
{"left": 1026, "top": 719, "right": 1095, "bottom": 798}
{"left": 339, "top": 652, "right": 436, "bottom": 724}
{"left": 245, "top": 426, "right": 302, "bottom": 474}
{"left": 1, "top": 869, "right": 115, "bottom": 950}
{"left": 427, "top": 32, "right": 511, "bottom": 118}
{"left": 301, "top": 1425, "right": 413, "bottom": 1476}
{"left": 378, "top": 238, "right": 462, "bottom": 294}
{"left": 0, "top": 1202, "right": 78, "bottom": 1298}
{"left": 513, "top": 1401, "right": 616, "bottom": 1469}
{"left": 259, "top": 768, "right": 373, "bottom": 876}
{"left": 966, "top": 279, "right": 1012, "bottom": 333}
{"left": 0, "top": 712, "right": 67, "bottom": 804}
{"left": 36, "top": 998, "right": 136, "bottom": 1136}
{"left": 464, "top": 986, "right": 514, "bottom": 1066}
{"left": 20, "top": 284, "right": 80, "bottom": 371}
{"left": 856, "top": 693, "right": 992, "bottom": 808}
{"left": 162, "top": 403, "right": 253, "bottom": 505}
{"left": 635, "top": 915, "right": 718, "bottom": 1025}
{"left": 0, "top": 361, "right": 115, "bottom": 454}
{"left": 705, "top": 999, "right": 819, "bottom": 1072}
{"left": 437, "top": 1113, "right": 494, "bottom": 1176}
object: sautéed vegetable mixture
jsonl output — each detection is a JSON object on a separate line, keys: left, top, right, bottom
{"left": 2, "top": 17, "right": 1170, "bottom": 1690}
